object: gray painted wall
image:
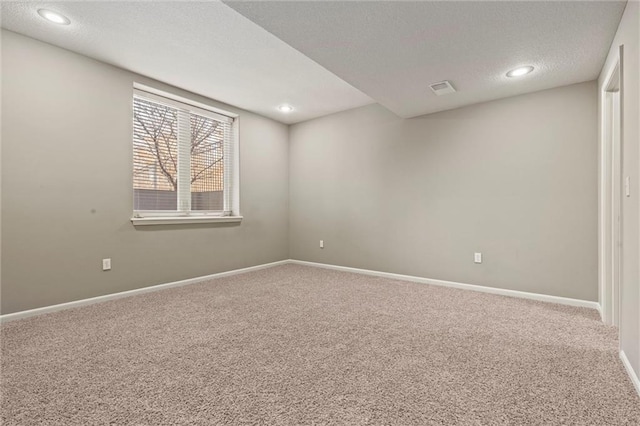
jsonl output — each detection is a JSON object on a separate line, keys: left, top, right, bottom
{"left": 599, "top": 0, "right": 640, "bottom": 382}
{"left": 1, "top": 30, "right": 602, "bottom": 318}
{"left": 289, "top": 81, "right": 598, "bottom": 301}
{"left": 1, "top": 30, "right": 289, "bottom": 314}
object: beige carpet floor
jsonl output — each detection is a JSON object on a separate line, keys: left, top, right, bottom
{"left": 1, "top": 264, "right": 639, "bottom": 425}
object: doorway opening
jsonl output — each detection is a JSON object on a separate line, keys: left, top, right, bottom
{"left": 599, "top": 51, "right": 622, "bottom": 327}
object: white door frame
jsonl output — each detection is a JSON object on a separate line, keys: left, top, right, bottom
{"left": 599, "top": 49, "right": 622, "bottom": 327}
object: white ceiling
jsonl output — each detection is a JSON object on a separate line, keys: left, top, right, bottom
{"left": 1, "top": 1, "right": 627, "bottom": 123}
{"left": 0, "top": 1, "right": 372, "bottom": 124}
{"left": 226, "top": 0, "right": 626, "bottom": 118}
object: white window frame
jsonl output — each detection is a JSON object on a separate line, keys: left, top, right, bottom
{"left": 130, "top": 83, "right": 241, "bottom": 226}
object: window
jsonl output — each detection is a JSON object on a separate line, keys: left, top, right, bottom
{"left": 131, "top": 86, "right": 239, "bottom": 225}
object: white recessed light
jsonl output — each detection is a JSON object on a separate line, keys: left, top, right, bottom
{"left": 506, "top": 66, "right": 534, "bottom": 78}
{"left": 278, "top": 104, "right": 294, "bottom": 113}
{"left": 37, "top": 9, "right": 71, "bottom": 25}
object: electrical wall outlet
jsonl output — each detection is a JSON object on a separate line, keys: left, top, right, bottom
{"left": 320, "top": 240, "right": 324, "bottom": 249}
{"left": 474, "top": 253, "right": 482, "bottom": 264}
{"left": 102, "top": 258, "right": 111, "bottom": 271}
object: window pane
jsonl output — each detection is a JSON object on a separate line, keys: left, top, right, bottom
{"left": 190, "top": 113, "right": 224, "bottom": 211}
{"left": 133, "top": 97, "right": 178, "bottom": 211}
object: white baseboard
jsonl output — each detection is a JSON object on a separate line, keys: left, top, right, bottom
{"left": 620, "top": 350, "right": 640, "bottom": 398}
{"left": 289, "top": 259, "right": 600, "bottom": 310}
{"left": 1, "top": 258, "right": 601, "bottom": 323}
{"left": 596, "top": 303, "right": 604, "bottom": 321}
{"left": 0, "top": 260, "right": 290, "bottom": 323}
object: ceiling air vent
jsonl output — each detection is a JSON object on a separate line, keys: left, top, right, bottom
{"left": 429, "top": 80, "right": 456, "bottom": 96}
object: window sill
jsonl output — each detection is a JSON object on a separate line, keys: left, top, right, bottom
{"left": 131, "top": 216, "right": 243, "bottom": 226}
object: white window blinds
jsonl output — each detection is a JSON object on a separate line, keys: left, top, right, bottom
{"left": 133, "top": 88, "right": 235, "bottom": 216}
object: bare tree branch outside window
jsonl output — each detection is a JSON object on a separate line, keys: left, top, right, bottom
{"left": 133, "top": 97, "right": 225, "bottom": 211}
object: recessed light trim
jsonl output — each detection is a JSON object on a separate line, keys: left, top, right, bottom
{"left": 506, "top": 66, "right": 534, "bottom": 78}
{"left": 278, "top": 104, "right": 294, "bottom": 113}
{"left": 37, "top": 9, "right": 71, "bottom": 25}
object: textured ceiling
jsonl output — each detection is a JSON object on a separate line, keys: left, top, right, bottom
{"left": 226, "top": 1, "right": 627, "bottom": 118}
{"left": 0, "top": 1, "right": 372, "bottom": 124}
{"left": 1, "top": 1, "right": 627, "bottom": 122}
